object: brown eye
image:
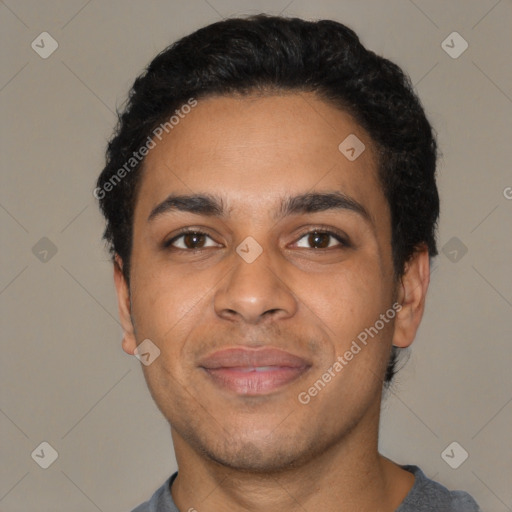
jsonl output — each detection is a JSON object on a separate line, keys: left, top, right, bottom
{"left": 183, "top": 233, "right": 206, "bottom": 249}
{"left": 165, "top": 231, "right": 220, "bottom": 250}
{"left": 295, "top": 230, "right": 348, "bottom": 249}
{"left": 308, "top": 232, "right": 330, "bottom": 248}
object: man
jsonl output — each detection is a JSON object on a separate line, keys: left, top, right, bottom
{"left": 96, "top": 15, "right": 481, "bottom": 512}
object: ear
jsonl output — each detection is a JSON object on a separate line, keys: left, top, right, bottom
{"left": 392, "top": 246, "right": 431, "bottom": 348}
{"left": 113, "top": 255, "right": 137, "bottom": 355}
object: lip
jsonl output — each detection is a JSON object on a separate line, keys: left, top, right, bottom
{"left": 199, "top": 347, "right": 311, "bottom": 395}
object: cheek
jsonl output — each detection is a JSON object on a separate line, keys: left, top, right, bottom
{"left": 305, "top": 256, "right": 392, "bottom": 341}
{"left": 129, "top": 261, "right": 215, "bottom": 351}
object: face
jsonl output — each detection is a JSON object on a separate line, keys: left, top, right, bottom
{"left": 115, "top": 92, "right": 427, "bottom": 472}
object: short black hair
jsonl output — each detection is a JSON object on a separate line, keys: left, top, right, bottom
{"left": 96, "top": 14, "right": 439, "bottom": 385}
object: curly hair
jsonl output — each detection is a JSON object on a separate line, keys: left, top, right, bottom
{"left": 96, "top": 14, "right": 439, "bottom": 385}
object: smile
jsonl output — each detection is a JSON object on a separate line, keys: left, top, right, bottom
{"left": 199, "top": 347, "right": 311, "bottom": 395}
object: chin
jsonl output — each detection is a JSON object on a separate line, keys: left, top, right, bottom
{"left": 184, "top": 422, "right": 326, "bottom": 474}
{"left": 205, "top": 438, "right": 307, "bottom": 473}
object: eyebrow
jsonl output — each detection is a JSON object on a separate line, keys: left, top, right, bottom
{"left": 147, "top": 191, "right": 372, "bottom": 224}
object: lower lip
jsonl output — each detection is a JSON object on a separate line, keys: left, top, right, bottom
{"left": 203, "top": 366, "right": 309, "bottom": 395}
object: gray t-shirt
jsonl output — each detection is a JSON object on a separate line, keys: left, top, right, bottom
{"left": 131, "top": 465, "right": 481, "bottom": 511}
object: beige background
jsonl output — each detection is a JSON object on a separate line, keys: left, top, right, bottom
{"left": 1, "top": 1, "right": 511, "bottom": 510}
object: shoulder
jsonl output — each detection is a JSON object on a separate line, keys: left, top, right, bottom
{"left": 129, "top": 473, "right": 178, "bottom": 512}
{"left": 397, "top": 465, "right": 482, "bottom": 512}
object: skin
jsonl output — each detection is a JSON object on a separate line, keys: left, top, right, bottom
{"left": 114, "top": 92, "right": 430, "bottom": 511}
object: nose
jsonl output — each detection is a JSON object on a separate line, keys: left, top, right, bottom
{"left": 213, "top": 248, "right": 298, "bottom": 325}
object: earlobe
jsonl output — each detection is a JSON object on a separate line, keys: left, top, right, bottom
{"left": 113, "top": 255, "right": 137, "bottom": 355}
{"left": 392, "top": 247, "right": 431, "bottom": 348}
{"left": 121, "top": 335, "right": 136, "bottom": 356}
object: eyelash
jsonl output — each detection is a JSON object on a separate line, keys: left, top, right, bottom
{"left": 163, "top": 227, "right": 351, "bottom": 251}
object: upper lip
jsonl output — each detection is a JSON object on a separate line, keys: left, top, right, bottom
{"left": 199, "top": 347, "right": 311, "bottom": 369}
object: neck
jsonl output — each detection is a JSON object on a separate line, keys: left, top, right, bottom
{"left": 169, "top": 399, "right": 414, "bottom": 511}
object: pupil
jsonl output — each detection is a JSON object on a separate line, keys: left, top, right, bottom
{"left": 185, "top": 233, "right": 204, "bottom": 248}
{"left": 309, "top": 232, "right": 329, "bottom": 248}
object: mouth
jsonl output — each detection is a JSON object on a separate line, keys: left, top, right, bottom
{"left": 199, "top": 347, "right": 311, "bottom": 395}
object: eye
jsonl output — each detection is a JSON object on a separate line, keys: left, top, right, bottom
{"left": 295, "top": 230, "right": 348, "bottom": 249}
{"left": 164, "top": 230, "right": 220, "bottom": 250}
{"left": 163, "top": 228, "right": 349, "bottom": 252}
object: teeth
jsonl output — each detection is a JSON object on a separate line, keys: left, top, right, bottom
{"left": 237, "top": 366, "right": 276, "bottom": 373}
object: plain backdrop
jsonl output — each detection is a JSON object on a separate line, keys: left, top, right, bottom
{"left": 1, "top": 1, "right": 511, "bottom": 511}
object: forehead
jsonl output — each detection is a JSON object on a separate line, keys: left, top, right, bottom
{"left": 135, "top": 92, "right": 387, "bottom": 224}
